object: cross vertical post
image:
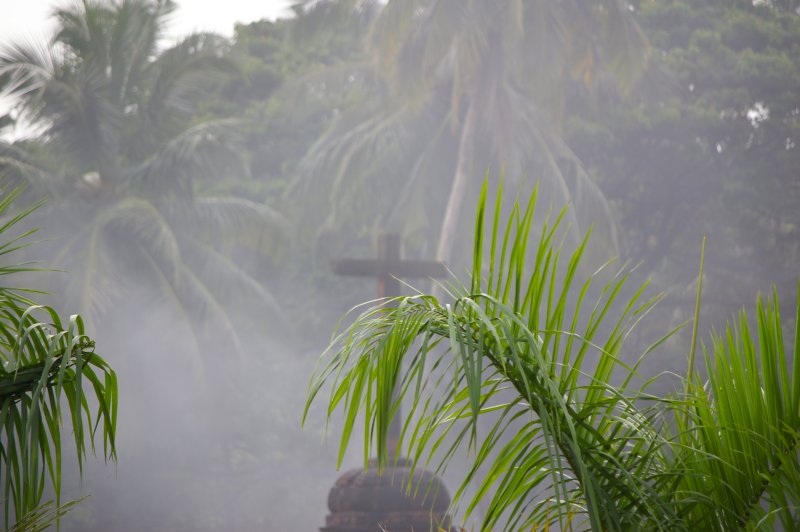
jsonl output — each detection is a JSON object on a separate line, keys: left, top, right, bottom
{"left": 324, "top": 233, "right": 453, "bottom": 532}
{"left": 332, "top": 233, "right": 446, "bottom": 458}
{"left": 377, "top": 233, "right": 401, "bottom": 299}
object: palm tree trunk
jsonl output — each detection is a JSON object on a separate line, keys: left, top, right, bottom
{"left": 435, "top": 99, "right": 478, "bottom": 265}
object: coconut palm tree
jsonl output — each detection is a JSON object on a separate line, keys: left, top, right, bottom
{"left": 305, "top": 182, "right": 800, "bottom": 530}
{"left": 0, "top": 188, "right": 117, "bottom": 530}
{"left": 289, "top": 0, "right": 648, "bottom": 265}
{"left": 0, "top": 0, "right": 286, "bottom": 347}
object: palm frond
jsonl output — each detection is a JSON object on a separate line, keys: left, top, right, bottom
{"left": 49, "top": 196, "right": 182, "bottom": 319}
{"left": 107, "top": 0, "right": 171, "bottom": 105}
{"left": 131, "top": 119, "right": 248, "bottom": 196}
{"left": 41, "top": 68, "right": 122, "bottom": 170}
{"left": 180, "top": 234, "right": 285, "bottom": 323}
{"left": 8, "top": 498, "right": 84, "bottom": 532}
{"left": 307, "top": 180, "right": 800, "bottom": 530}
{"left": 143, "top": 32, "right": 235, "bottom": 119}
{"left": 169, "top": 264, "right": 243, "bottom": 356}
{"left": 286, "top": 78, "right": 451, "bottom": 243}
{"left": 0, "top": 190, "right": 116, "bottom": 529}
{"left": 670, "top": 284, "right": 800, "bottom": 530}
{"left": 178, "top": 196, "right": 289, "bottom": 250}
{"left": 306, "top": 182, "right": 672, "bottom": 530}
{"left": 0, "top": 38, "right": 58, "bottom": 101}
{"left": 0, "top": 142, "right": 60, "bottom": 196}
{"left": 0, "top": 300, "right": 117, "bottom": 528}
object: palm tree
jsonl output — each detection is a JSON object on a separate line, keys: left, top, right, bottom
{"left": 0, "top": 0, "right": 286, "bottom": 348}
{"left": 290, "top": 0, "right": 648, "bottom": 265}
{"left": 0, "top": 188, "right": 117, "bottom": 530}
{"left": 305, "top": 182, "right": 800, "bottom": 530}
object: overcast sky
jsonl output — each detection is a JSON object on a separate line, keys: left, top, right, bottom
{"left": 0, "top": 0, "right": 294, "bottom": 43}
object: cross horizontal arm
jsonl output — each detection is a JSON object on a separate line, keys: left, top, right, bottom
{"left": 331, "top": 259, "right": 447, "bottom": 280}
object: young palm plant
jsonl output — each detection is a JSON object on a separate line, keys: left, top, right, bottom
{"left": 670, "top": 289, "right": 800, "bottom": 531}
{"left": 0, "top": 189, "right": 117, "bottom": 530}
{"left": 305, "top": 182, "right": 800, "bottom": 530}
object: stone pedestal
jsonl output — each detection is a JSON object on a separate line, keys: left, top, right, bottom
{"left": 322, "top": 458, "right": 453, "bottom": 532}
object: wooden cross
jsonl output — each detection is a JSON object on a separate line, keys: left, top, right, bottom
{"left": 332, "top": 234, "right": 447, "bottom": 298}
{"left": 332, "top": 233, "right": 447, "bottom": 457}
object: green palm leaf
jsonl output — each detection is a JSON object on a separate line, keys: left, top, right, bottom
{"left": 670, "top": 285, "right": 800, "bottom": 530}
{"left": 306, "top": 182, "right": 673, "bottom": 530}
{"left": 0, "top": 190, "right": 117, "bottom": 529}
{"left": 306, "top": 181, "right": 800, "bottom": 530}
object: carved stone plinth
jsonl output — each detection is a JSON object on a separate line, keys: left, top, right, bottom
{"left": 322, "top": 458, "right": 453, "bottom": 532}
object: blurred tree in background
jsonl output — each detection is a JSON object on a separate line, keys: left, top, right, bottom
{"left": 201, "top": 1, "right": 374, "bottom": 185}
{"left": 286, "top": 0, "right": 649, "bottom": 268}
{"left": 565, "top": 0, "right": 800, "bottom": 369}
{"left": 0, "top": 0, "right": 286, "bottom": 350}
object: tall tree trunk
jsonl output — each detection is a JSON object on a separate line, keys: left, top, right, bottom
{"left": 435, "top": 99, "right": 478, "bottom": 265}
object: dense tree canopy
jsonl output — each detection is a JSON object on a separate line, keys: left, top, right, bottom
{"left": 567, "top": 0, "right": 800, "bottom": 324}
